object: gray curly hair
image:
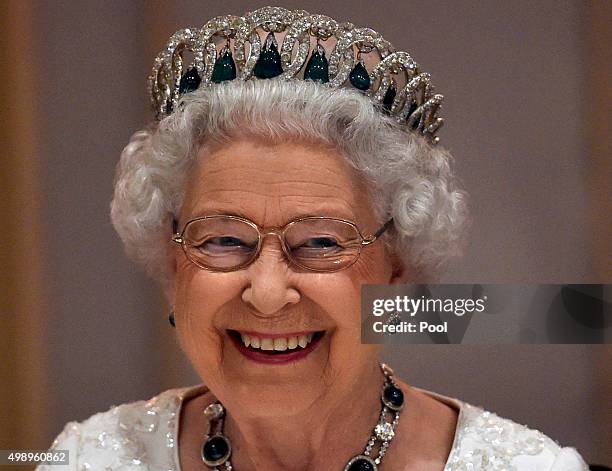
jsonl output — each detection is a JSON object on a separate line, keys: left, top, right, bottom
{"left": 110, "top": 79, "right": 469, "bottom": 294}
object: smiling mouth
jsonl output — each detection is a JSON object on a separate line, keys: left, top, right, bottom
{"left": 227, "top": 329, "right": 326, "bottom": 356}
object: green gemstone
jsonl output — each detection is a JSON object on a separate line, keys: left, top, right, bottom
{"left": 303, "top": 46, "right": 329, "bottom": 83}
{"left": 211, "top": 48, "right": 237, "bottom": 83}
{"left": 178, "top": 67, "right": 201, "bottom": 95}
{"left": 382, "top": 83, "right": 397, "bottom": 112}
{"left": 349, "top": 61, "right": 370, "bottom": 91}
{"left": 253, "top": 33, "right": 283, "bottom": 79}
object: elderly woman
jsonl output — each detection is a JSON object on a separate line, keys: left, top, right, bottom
{"left": 39, "top": 7, "right": 588, "bottom": 471}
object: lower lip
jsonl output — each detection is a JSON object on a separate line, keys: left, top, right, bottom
{"left": 228, "top": 331, "right": 324, "bottom": 364}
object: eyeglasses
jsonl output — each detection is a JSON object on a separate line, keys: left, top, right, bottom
{"left": 171, "top": 215, "right": 394, "bottom": 273}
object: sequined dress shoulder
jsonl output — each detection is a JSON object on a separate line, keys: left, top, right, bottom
{"left": 434, "top": 398, "right": 588, "bottom": 470}
{"left": 35, "top": 385, "right": 205, "bottom": 471}
{"left": 37, "top": 385, "right": 588, "bottom": 471}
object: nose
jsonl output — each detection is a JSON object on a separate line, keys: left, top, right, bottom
{"left": 241, "top": 234, "right": 301, "bottom": 316}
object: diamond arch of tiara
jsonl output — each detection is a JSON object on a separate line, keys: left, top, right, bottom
{"left": 148, "top": 6, "right": 444, "bottom": 144}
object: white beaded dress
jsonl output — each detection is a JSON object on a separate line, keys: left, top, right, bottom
{"left": 36, "top": 385, "right": 589, "bottom": 471}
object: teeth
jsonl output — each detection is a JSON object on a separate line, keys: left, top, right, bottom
{"left": 238, "top": 332, "right": 318, "bottom": 351}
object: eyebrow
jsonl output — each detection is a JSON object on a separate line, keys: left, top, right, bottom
{"left": 195, "top": 208, "right": 252, "bottom": 219}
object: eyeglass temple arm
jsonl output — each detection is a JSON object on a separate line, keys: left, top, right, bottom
{"left": 362, "top": 218, "right": 394, "bottom": 245}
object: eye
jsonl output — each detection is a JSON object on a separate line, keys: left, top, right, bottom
{"left": 196, "top": 236, "right": 254, "bottom": 253}
{"left": 302, "top": 237, "right": 341, "bottom": 249}
{"left": 211, "top": 236, "right": 244, "bottom": 246}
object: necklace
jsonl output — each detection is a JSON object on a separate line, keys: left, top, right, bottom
{"left": 200, "top": 363, "right": 404, "bottom": 471}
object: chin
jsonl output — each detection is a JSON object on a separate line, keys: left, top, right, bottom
{"left": 230, "top": 383, "right": 325, "bottom": 419}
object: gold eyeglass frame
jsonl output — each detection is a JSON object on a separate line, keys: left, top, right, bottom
{"left": 171, "top": 215, "right": 394, "bottom": 273}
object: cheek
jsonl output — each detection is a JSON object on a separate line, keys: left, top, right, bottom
{"left": 171, "top": 245, "right": 390, "bottom": 381}
{"left": 174, "top": 266, "right": 238, "bottom": 381}
{"left": 329, "top": 248, "right": 391, "bottom": 331}
{"left": 353, "top": 244, "right": 393, "bottom": 283}
{"left": 316, "top": 261, "right": 387, "bottom": 367}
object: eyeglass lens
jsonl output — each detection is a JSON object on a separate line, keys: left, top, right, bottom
{"left": 182, "top": 217, "right": 363, "bottom": 271}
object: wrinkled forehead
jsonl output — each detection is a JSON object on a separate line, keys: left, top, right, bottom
{"left": 180, "top": 138, "right": 376, "bottom": 227}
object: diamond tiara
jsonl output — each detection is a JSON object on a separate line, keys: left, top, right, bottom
{"left": 148, "top": 6, "right": 444, "bottom": 144}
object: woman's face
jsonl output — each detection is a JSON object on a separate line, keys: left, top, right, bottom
{"left": 174, "top": 137, "right": 404, "bottom": 417}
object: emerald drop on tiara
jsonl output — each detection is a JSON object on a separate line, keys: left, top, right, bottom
{"left": 253, "top": 32, "right": 283, "bottom": 79}
{"left": 303, "top": 43, "right": 329, "bottom": 83}
{"left": 382, "top": 79, "right": 397, "bottom": 112}
{"left": 178, "top": 67, "right": 201, "bottom": 95}
{"left": 349, "top": 57, "right": 370, "bottom": 91}
{"left": 211, "top": 45, "right": 237, "bottom": 83}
